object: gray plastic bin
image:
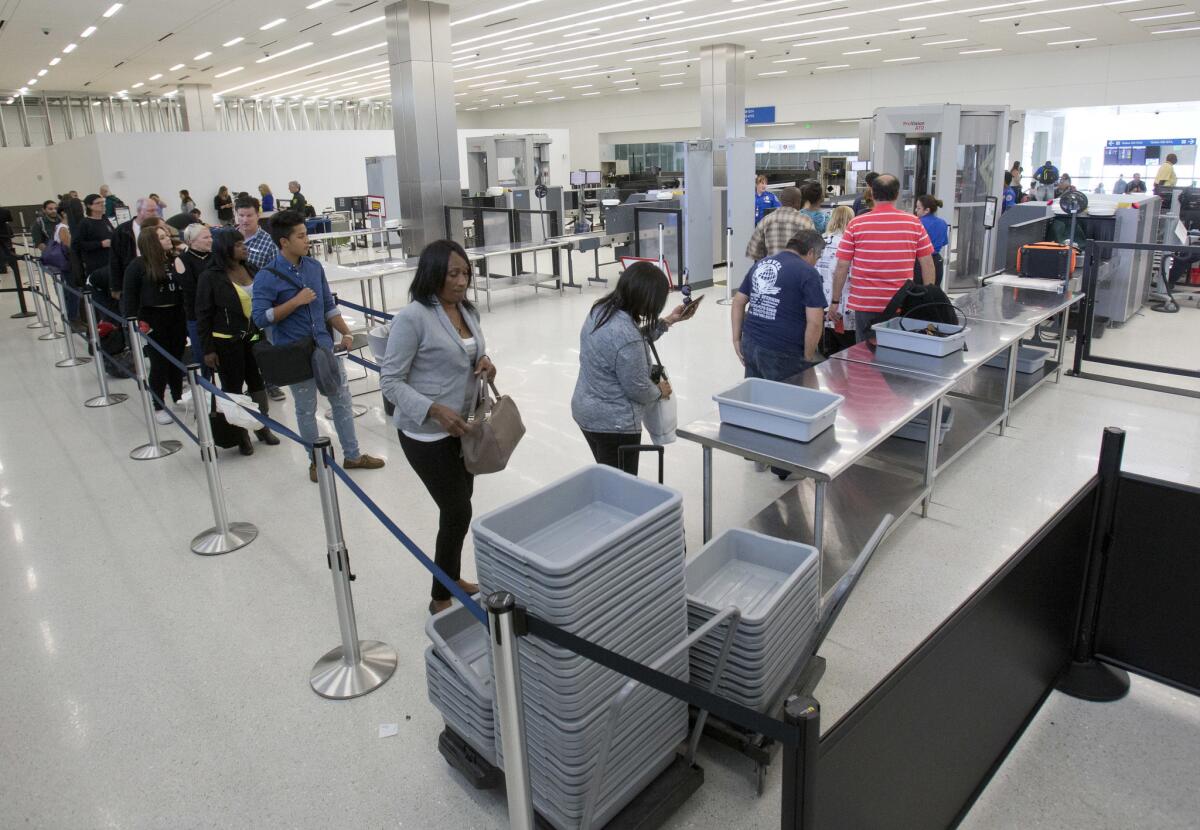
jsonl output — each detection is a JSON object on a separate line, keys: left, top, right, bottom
{"left": 895, "top": 404, "right": 955, "bottom": 444}
{"left": 983, "top": 345, "right": 1053, "bottom": 374}
{"left": 873, "top": 317, "right": 969, "bottom": 357}
{"left": 713, "top": 378, "right": 842, "bottom": 442}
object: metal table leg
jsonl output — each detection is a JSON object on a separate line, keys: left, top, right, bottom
{"left": 1000, "top": 340, "right": 1019, "bottom": 434}
{"left": 921, "top": 396, "right": 943, "bottom": 518}
{"left": 1053, "top": 307, "right": 1069, "bottom": 382}
{"left": 813, "top": 479, "right": 827, "bottom": 596}
{"left": 702, "top": 446, "right": 713, "bottom": 543}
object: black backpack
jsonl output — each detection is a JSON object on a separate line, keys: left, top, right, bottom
{"left": 1038, "top": 165, "right": 1059, "bottom": 185}
{"left": 877, "top": 280, "right": 960, "bottom": 326}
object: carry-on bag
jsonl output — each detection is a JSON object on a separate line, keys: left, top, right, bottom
{"left": 462, "top": 378, "right": 525, "bottom": 475}
{"left": 1016, "top": 242, "right": 1077, "bottom": 279}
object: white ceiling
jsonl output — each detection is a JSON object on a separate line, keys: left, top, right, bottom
{"left": 0, "top": 0, "right": 1196, "bottom": 109}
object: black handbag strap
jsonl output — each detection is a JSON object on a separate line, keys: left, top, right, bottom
{"left": 642, "top": 328, "right": 668, "bottom": 380}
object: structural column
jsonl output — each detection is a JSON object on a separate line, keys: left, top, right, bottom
{"left": 699, "top": 43, "right": 746, "bottom": 146}
{"left": 179, "top": 84, "right": 218, "bottom": 131}
{"left": 385, "top": 0, "right": 463, "bottom": 249}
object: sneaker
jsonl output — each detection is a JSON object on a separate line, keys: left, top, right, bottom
{"left": 267, "top": 385, "right": 286, "bottom": 402}
{"left": 154, "top": 409, "right": 173, "bottom": 426}
{"left": 344, "top": 453, "right": 385, "bottom": 470}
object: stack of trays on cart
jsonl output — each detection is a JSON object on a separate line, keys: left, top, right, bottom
{"left": 475, "top": 465, "right": 690, "bottom": 830}
{"left": 685, "top": 528, "right": 820, "bottom": 712}
{"left": 424, "top": 601, "right": 497, "bottom": 765}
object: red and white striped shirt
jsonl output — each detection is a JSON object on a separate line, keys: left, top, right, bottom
{"left": 836, "top": 203, "right": 933, "bottom": 313}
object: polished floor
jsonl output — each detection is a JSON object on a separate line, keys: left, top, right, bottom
{"left": 2, "top": 261, "right": 1198, "bottom": 829}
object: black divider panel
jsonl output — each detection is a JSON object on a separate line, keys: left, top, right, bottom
{"left": 812, "top": 482, "right": 1096, "bottom": 829}
{"left": 1096, "top": 473, "right": 1200, "bottom": 695}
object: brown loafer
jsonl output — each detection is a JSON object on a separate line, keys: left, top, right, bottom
{"left": 344, "top": 453, "right": 385, "bottom": 470}
{"left": 309, "top": 463, "right": 318, "bottom": 483}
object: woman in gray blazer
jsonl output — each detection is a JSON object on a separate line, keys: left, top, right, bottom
{"left": 381, "top": 240, "right": 496, "bottom": 614}
{"left": 571, "top": 261, "right": 690, "bottom": 475}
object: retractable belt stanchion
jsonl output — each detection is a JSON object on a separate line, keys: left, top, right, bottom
{"left": 36, "top": 262, "right": 64, "bottom": 341}
{"left": 718, "top": 226, "right": 734, "bottom": 306}
{"left": 24, "top": 257, "right": 50, "bottom": 329}
{"left": 657, "top": 222, "right": 666, "bottom": 275}
{"left": 9, "top": 253, "right": 36, "bottom": 319}
{"left": 52, "top": 273, "right": 90, "bottom": 368}
{"left": 308, "top": 437, "right": 397, "bottom": 699}
{"left": 82, "top": 289, "right": 128, "bottom": 407}
{"left": 487, "top": 591, "right": 535, "bottom": 830}
{"left": 185, "top": 364, "right": 259, "bottom": 556}
{"left": 126, "top": 317, "right": 183, "bottom": 460}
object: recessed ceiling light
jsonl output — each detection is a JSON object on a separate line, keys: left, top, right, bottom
{"left": 223, "top": 37, "right": 245, "bottom": 47}
{"left": 1047, "top": 37, "right": 1096, "bottom": 44}
{"left": 169, "top": 63, "right": 185, "bottom": 71}
{"left": 613, "top": 77, "right": 637, "bottom": 83}
{"left": 333, "top": 15, "right": 384, "bottom": 36}
{"left": 454, "top": 91, "right": 468, "bottom": 97}
{"left": 534, "top": 88, "right": 555, "bottom": 93}
{"left": 195, "top": 51, "right": 213, "bottom": 60}
{"left": 582, "top": 91, "right": 602, "bottom": 95}
{"left": 571, "top": 83, "right": 593, "bottom": 88}
{"left": 62, "top": 43, "right": 78, "bottom": 54}
{"left": 28, "top": 79, "right": 38, "bottom": 85}
{"left": 642, "top": 10, "right": 684, "bottom": 20}
{"left": 503, "top": 93, "right": 519, "bottom": 98}
{"left": 659, "top": 56, "right": 694, "bottom": 65}
{"left": 102, "top": 3, "right": 123, "bottom": 18}
{"left": 922, "top": 38, "right": 966, "bottom": 45}
{"left": 661, "top": 71, "right": 685, "bottom": 77}
{"left": 49, "top": 58, "right": 61, "bottom": 66}
{"left": 37, "top": 69, "right": 48, "bottom": 77}
{"left": 260, "top": 18, "right": 287, "bottom": 31}
{"left": 618, "top": 87, "right": 639, "bottom": 92}
{"left": 1017, "top": 26, "right": 1070, "bottom": 34}
{"left": 816, "top": 63, "right": 850, "bottom": 69}
{"left": 517, "top": 99, "right": 533, "bottom": 103}
{"left": 843, "top": 48, "right": 881, "bottom": 54}
{"left": 453, "top": 0, "right": 552, "bottom": 28}
{"left": 257, "top": 42, "right": 314, "bottom": 63}
{"left": 1130, "top": 10, "right": 1193, "bottom": 20}
{"left": 959, "top": 47, "right": 1002, "bottom": 53}
{"left": 660, "top": 81, "right": 683, "bottom": 86}
{"left": 306, "top": 0, "right": 335, "bottom": 7}
{"left": 773, "top": 57, "right": 807, "bottom": 63}
{"left": 81, "top": 26, "right": 97, "bottom": 38}
{"left": 116, "top": 89, "right": 128, "bottom": 95}
{"left": 215, "top": 66, "right": 245, "bottom": 78}
{"left": 548, "top": 96, "right": 565, "bottom": 99}
{"left": 149, "top": 73, "right": 163, "bottom": 80}
{"left": 132, "top": 82, "right": 144, "bottom": 88}
{"left": 564, "top": 27, "right": 600, "bottom": 36}
{"left": 980, "top": 0, "right": 1139, "bottom": 23}
{"left": 501, "top": 42, "right": 534, "bottom": 51}
{"left": 758, "top": 70, "right": 788, "bottom": 75}
{"left": 1151, "top": 24, "right": 1200, "bottom": 33}
{"left": 884, "top": 55, "right": 920, "bottom": 61}
{"left": 626, "top": 51, "right": 688, "bottom": 63}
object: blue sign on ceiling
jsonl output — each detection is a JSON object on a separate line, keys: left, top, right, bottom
{"left": 745, "top": 106, "right": 776, "bottom": 125}
{"left": 1105, "top": 138, "right": 1195, "bottom": 147}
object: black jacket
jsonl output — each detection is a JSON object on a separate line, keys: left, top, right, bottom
{"left": 122, "top": 256, "right": 183, "bottom": 319}
{"left": 75, "top": 217, "right": 114, "bottom": 276}
{"left": 166, "top": 212, "right": 194, "bottom": 232}
{"left": 31, "top": 215, "right": 56, "bottom": 248}
{"left": 194, "top": 262, "right": 260, "bottom": 354}
{"left": 176, "top": 248, "right": 212, "bottom": 321}
{"left": 289, "top": 191, "right": 307, "bottom": 215}
{"left": 214, "top": 193, "right": 233, "bottom": 221}
{"left": 110, "top": 219, "right": 139, "bottom": 292}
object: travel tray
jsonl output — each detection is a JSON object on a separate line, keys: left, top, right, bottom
{"left": 713, "top": 378, "right": 843, "bottom": 443}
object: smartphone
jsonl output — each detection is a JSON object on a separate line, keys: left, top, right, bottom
{"left": 678, "top": 293, "right": 705, "bottom": 320}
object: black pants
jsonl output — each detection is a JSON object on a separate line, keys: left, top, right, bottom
{"left": 399, "top": 432, "right": 475, "bottom": 602}
{"left": 581, "top": 429, "right": 642, "bottom": 476}
{"left": 140, "top": 305, "right": 186, "bottom": 408}
{"left": 915, "top": 253, "right": 945, "bottom": 287}
{"left": 213, "top": 336, "right": 266, "bottom": 395}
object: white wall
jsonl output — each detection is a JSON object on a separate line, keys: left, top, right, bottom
{"left": 464, "top": 37, "right": 1200, "bottom": 171}
{"left": 0, "top": 147, "right": 53, "bottom": 206}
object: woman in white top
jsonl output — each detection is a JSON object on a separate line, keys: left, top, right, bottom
{"left": 381, "top": 239, "right": 497, "bottom": 614}
{"left": 815, "top": 205, "right": 856, "bottom": 353}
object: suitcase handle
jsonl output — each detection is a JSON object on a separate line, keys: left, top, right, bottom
{"left": 617, "top": 444, "right": 665, "bottom": 484}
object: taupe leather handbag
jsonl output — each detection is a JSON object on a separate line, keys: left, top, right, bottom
{"left": 462, "top": 378, "right": 525, "bottom": 475}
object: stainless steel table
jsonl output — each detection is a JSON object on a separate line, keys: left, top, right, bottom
{"left": 466, "top": 239, "right": 577, "bottom": 310}
{"left": 679, "top": 359, "right": 947, "bottom": 594}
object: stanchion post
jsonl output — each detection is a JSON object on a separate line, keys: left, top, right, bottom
{"left": 780, "top": 695, "right": 820, "bottom": 830}
{"left": 185, "top": 365, "right": 259, "bottom": 555}
{"left": 487, "top": 591, "right": 535, "bottom": 830}
{"left": 1056, "top": 426, "right": 1131, "bottom": 702}
{"left": 36, "top": 262, "right": 64, "bottom": 341}
{"left": 24, "top": 256, "right": 50, "bottom": 329}
{"left": 718, "top": 226, "right": 735, "bottom": 306}
{"left": 308, "top": 437, "right": 397, "bottom": 699}
{"left": 53, "top": 272, "right": 90, "bottom": 367}
{"left": 657, "top": 222, "right": 666, "bottom": 274}
{"left": 83, "top": 289, "right": 128, "bottom": 407}
{"left": 9, "top": 253, "right": 36, "bottom": 319}
{"left": 126, "top": 317, "right": 183, "bottom": 460}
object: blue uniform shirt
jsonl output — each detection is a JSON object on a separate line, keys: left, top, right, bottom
{"left": 1002, "top": 187, "right": 1017, "bottom": 212}
{"left": 738, "top": 251, "right": 827, "bottom": 354}
{"left": 251, "top": 253, "right": 340, "bottom": 349}
{"left": 755, "top": 190, "right": 781, "bottom": 224}
{"left": 920, "top": 214, "right": 950, "bottom": 254}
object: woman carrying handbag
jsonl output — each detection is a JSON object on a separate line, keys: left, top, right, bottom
{"left": 381, "top": 240, "right": 498, "bottom": 615}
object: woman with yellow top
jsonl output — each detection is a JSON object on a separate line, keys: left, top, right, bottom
{"left": 195, "top": 230, "right": 279, "bottom": 453}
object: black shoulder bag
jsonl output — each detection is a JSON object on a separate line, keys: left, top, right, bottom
{"left": 251, "top": 267, "right": 318, "bottom": 388}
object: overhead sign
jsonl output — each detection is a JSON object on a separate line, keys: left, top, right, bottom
{"left": 745, "top": 106, "right": 776, "bottom": 125}
{"left": 1105, "top": 138, "right": 1195, "bottom": 147}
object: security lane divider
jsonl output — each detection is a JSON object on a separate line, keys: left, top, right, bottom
{"left": 81, "top": 288, "right": 129, "bottom": 408}
{"left": 22, "top": 257, "right": 50, "bottom": 328}
{"left": 185, "top": 363, "right": 259, "bottom": 556}
{"left": 335, "top": 296, "right": 394, "bottom": 321}
{"left": 52, "top": 276, "right": 90, "bottom": 368}
{"left": 5, "top": 253, "right": 37, "bottom": 319}
{"left": 126, "top": 318, "right": 185, "bottom": 460}
{"left": 35, "top": 263, "right": 64, "bottom": 342}
{"left": 344, "top": 352, "right": 381, "bottom": 374}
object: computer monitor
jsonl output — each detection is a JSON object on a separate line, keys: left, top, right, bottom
{"left": 585, "top": 171, "right": 602, "bottom": 185}
{"left": 569, "top": 170, "right": 586, "bottom": 186}
{"left": 851, "top": 160, "right": 869, "bottom": 171}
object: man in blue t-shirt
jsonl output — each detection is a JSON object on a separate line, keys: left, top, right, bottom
{"left": 732, "top": 229, "right": 828, "bottom": 382}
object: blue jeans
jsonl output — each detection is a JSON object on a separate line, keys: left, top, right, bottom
{"left": 741, "top": 335, "right": 812, "bottom": 383}
{"left": 290, "top": 360, "right": 361, "bottom": 461}
{"left": 186, "top": 319, "right": 205, "bottom": 368}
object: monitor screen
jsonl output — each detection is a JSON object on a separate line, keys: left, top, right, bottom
{"left": 586, "top": 171, "right": 602, "bottom": 185}
{"left": 851, "top": 160, "right": 869, "bottom": 171}
{"left": 569, "top": 171, "right": 586, "bottom": 186}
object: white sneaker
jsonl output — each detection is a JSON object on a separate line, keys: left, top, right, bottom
{"left": 154, "top": 410, "right": 173, "bottom": 425}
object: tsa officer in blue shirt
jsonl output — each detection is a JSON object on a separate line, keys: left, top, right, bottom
{"left": 755, "top": 175, "right": 781, "bottom": 224}
{"left": 914, "top": 195, "right": 949, "bottom": 286}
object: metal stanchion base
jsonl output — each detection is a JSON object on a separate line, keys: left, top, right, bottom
{"left": 715, "top": 299, "right": 733, "bottom": 306}
{"left": 309, "top": 640, "right": 398, "bottom": 699}
{"left": 191, "top": 521, "right": 258, "bottom": 556}
{"left": 85, "top": 392, "right": 129, "bottom": 408}
{"left": 130, "top": 440, "right": 183, "bottom": 460}
{"left": 27, "top": 320, "right": 49, "bottom": 329}
{"left": 38, "top": 331, "right": 65, "bottom": 341}
{"left": 324, "top": 404, "right": 368, "bottom": 419}
{"left": 11, "top": 311, "right": 37, "bottom": 319}
{"left": 55, "top": 356, "right": 92, "bottom": 368}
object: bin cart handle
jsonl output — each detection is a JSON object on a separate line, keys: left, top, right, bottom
{"left": 617, "top": 444, "right": 665, "bottom": 484}
{"left": 579, "top": 605, "right": 741, "bottom": 829}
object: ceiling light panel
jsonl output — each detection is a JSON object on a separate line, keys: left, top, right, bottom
{"left": 452, "top": 0, "right": 693, "bottom": 48}
{"left": 224, "top": 37, "right": 245, "bottom": 47}
{"left": 1129, "top": 11, "right": 1194, "bottom": 20}
{"left": 218, "top": 41, "right": 386, "bottom": 95}
{"left": 333, "top": 16, "right": 385, "bottom": 36}
{"left": 81, "top": 26, "right": 97, "bottom": 38}
{"left": 257, "top": 42, "right": 314, "bottom": 63}
{"left": 979, "top": 0, "right": 1138, "bottom": 23}
{"left": 103, "top": 4, "right": 123, "bottom": 18}
{"left": 1016, "top": 26, "right": 1070, "bottom": 34}
{"left": 215, "top": 66, "right": 245, "bottom": 78}
{"left": 1047, "top": 37, "right": 1096, "bottom": 43}
{"left": 260, "top": 18, "right": 287, "bottom": 31}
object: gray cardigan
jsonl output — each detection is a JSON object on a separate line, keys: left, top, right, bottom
{"left": 381, "top": 301, "right": 486, "bottom": 435}
{"left": 571, "top": 307, "right": 666, "bottom": 434}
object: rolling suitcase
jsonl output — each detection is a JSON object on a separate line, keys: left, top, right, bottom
{"left": 1017, "top": 242, "right": 1076, "bottom": 279}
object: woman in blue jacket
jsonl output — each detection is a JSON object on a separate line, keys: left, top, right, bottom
{"left": 755, "top": 175, "right": 781, "bottom": 224}
{"left": 915, "top": 195, "right": 949, "bottom": 286}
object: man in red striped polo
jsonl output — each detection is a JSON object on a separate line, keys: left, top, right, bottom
{"left": 829, "top": 174, "right": 935, "bottom": 342}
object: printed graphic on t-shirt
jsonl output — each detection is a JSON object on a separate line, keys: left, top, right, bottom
{"left": 749, "top": 258, "right": 785, "bottom": 320}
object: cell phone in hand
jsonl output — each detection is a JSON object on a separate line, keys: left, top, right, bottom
{"left": 678, "top": 293, "right": 705, "bottom": 320}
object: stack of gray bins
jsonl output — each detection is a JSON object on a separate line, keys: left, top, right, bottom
{"left": 475, "top": 465, "right": 689, "bottom": 830}
{"left": 425, "top": 602, "right": 496, "bottom": 765}
{"left": 686, "top": 528, "right": 820, "bottom": 711}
